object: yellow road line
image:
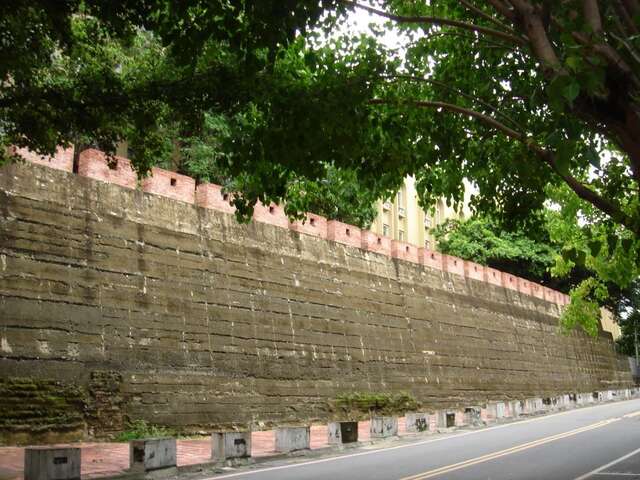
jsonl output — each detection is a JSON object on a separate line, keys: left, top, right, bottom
{"left": 623, "top": 410, "right": 640, "bottom": 418}
{"left": 399, "top": 419, "right": 620, "bottom": 480}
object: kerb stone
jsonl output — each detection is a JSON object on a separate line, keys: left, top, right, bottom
{"left": 405, "top": 413, "right": 431, "bottom": 433}
{"left": 275, "top": 427, "right": 310, "bottom": 452}
{"left": 211, "top": 431, "right": 251, "bottom": 461}
{"left": 327, "top": 422, "right": 358, "bottom": 444}
{"left": 24, "top": 447, "right": 81, "bottom": 480}
{"left": 129, "top": 438, "right": 176, "bottom": 472}
{"left": 370, "top": 416, "right": 398, "bottom": 437}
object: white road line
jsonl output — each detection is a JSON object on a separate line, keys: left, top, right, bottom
{"left": 592, "top": 473, "right": 640, "bottom": 477}
{"left": 574, "top": 446, "right": 640, "bottom": 480}
{"left": 207, "top": 402, "right": 640, "bottom": 479}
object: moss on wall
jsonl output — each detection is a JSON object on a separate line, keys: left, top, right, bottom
{"left": 0, "top": 377, "right": 87, "bottom": 445}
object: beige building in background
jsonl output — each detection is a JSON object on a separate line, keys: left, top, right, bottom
{"left": 370, "top": 175, "right": 471, "bottom": 249}
{"left": 600, "top": 308, "right": 622, "bottom": 340}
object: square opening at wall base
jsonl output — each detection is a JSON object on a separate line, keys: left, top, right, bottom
{"left": 446, "top": 413, "right": 455, "bottom": 428}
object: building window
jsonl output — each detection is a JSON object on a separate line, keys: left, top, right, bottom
{"left": 398, "top": 230, "right": 405, "bottom": 241}
{"left": 383, "top": 224, "right": 390, "bottom": 236}
{"left": 424, "top": 239, "right": 431, "bottom": 249}
{"left": 424, "top": 216, "right": 431, "bottom": 228}
{"left": 397, "top": 189, "right": 403, "bottom": 205}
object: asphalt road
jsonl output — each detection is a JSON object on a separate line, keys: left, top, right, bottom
{"left": 203, "top": 398, "right": 640, "bottom": 480}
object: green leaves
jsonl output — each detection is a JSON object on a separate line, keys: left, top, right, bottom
{"left": 562, "top": 81, "right": 580, "bottom": 104}
{"left": 555, "top": 139, "right": 577, "bottom": 176}
{"left": 433, "top": 216, "right": 559, "bottom": 284}
{"left": 559, "top": 277, "right": 606, "bottom": 337}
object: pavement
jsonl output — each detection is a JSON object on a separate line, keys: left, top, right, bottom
{"left": 198, "top": 399, "right": 640, "bottom": 480}
{"left": 0, "top": 419, "right": 393, "bottom": 480}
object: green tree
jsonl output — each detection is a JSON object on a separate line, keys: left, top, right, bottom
{"left": 616, "top": 279, "right": 640, "bottom": 359}
{"left": 153, "top": 113, "right": 379, "bottom": 228}
{"left": 433, "top": 216, "right": 560, "bottom": 287}
{"left": 5, "top": 1, "right": 640, "bottom": 235}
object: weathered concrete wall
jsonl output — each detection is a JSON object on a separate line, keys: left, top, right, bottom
{"left": 0, "top": 162, "right": 632, "bottom": 444}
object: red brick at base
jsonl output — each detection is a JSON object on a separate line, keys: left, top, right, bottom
{"left": 78, "top": 149, "right": 137, "bottom": 188}
{"left": 517, "top": 277, "right": 532, "bottom": 296}
{"left": 485, "top": 267, "right": 502, "bottom": 286}
{"left": 11, "top": 146, "right": 74, "bottom": 172}
{"left": 327, "top": 220, "right": 361, "bottom": 249}
{"left": 465, "top": 261, "right": 485, "bottom": 281}
{"left": 444, "top": 255, "right": 465, "bottom": 276}
{"left": 502, "top": 272, "right": 519, "bottom": 291}
{"left": 289, "top": 213, "right": 327, "bottom": 238}
{"left": 531, "top": 284, "right": 545, "bottom": 299}
{"left": 196, "top": 184, "right": 235, "bottom": 214}
{"left": 143, "top": 167, "right": 195, "bottom": 204}
{"left": 361, "top": 230, "right": 391, "bottom": 255}
{"left": 253, "top": 202, "right": 288, "bottom": 229}
{"left": 420, "top": 248, "right": 444, "bottom": 271}
{"left": 391, "top": 240, "right": 419, "bottom": 263}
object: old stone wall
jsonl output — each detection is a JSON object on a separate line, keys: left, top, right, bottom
{"left": 0, "top": 161, "right": 632, "bottom": 444}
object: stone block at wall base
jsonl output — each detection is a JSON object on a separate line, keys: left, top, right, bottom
{"left": 405, "top": 413, "right": 431, "bottom": 433}
{"left": 24, "top": 447, "right": 81, "bottom": 480}
{"left": 327, "top": 422, "right": 358, "bottom": 444}
{"left": 436, "top": 411, "right": 457, "bottom": 428}
{"left": 370, "top": 416, "right": 398, "bottom": 438}
{"left": 129, "top": 438, "right": 176, "bottom": 472}
{"left": 275, "top": 427, "right": 310, "bottom": 452}
{"left": 211, "top": 431, "right": 251, "bottom": 461}
{"left": 464, "top": 407, "right": 482, "bottom": 426}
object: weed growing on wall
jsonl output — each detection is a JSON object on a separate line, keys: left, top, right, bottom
{"left": 115, "top": 420, "right": 176, "bottom": 442}
{"left": 335, "top": 392, "right": 418, "bottom": 416}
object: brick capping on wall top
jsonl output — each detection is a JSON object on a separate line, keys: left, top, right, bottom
{"left": 16, "top": 146, "right": 570, "bottom": 306}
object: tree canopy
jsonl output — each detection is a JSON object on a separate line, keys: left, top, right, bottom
{"left": 433, "top": 215, "right": 561, "bottom": 286}
{"left": 3, "top": 1, "right": 640, "bottom": 331}
{"left": 5, "top": 1, "right": 639, "bottom": 230}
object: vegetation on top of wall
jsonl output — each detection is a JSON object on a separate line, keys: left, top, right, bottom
{"left": 433, "top": 216, "right": 557, "bottom": 284}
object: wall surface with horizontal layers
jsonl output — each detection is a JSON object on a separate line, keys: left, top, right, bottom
{"left": 0, "top": 162, "right": 633, "bottom": 444}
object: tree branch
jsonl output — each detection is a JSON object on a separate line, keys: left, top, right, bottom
{"left": 486, "top": 0, "right": 516, "bottom": 21}
{"left": 459, "top": 0, "right": 521, "bottom": 37}
{"left": 584, "top": 0, "right": 603, "bottom": 34}
{"left": 369, "top": 97, "right": 639, "bottom": 233}
{"left": 509, "top": 0, "right": 563, "bottom": 74}
{"left": 383, "top": 74, "right": 525, "bottom": 131}
{"left": 341, "top": 0, "right": 526, "bottom": 45}
{"left": 613, "top": 0, "right": 639, "bottom": 35}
